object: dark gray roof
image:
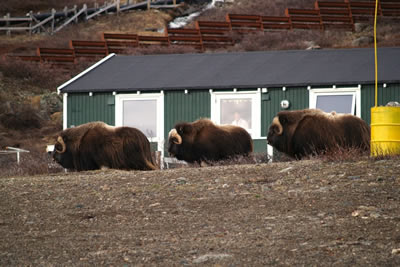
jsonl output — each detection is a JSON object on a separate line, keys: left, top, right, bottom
{"left": 59, "top": 47, "right": 400, "bottom": 93}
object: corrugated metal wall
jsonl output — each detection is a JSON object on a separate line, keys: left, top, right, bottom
{"left": 261, "top": 87, "right": 309, "bottom": 136}
{"left": 67, "top": 93, "right": 115, "bottom": 127}
{"left": 163, "top": 90, "right": 211, "bottom": 138}
{"left": 361, "top": 84, "right": 400, "bottom": 125}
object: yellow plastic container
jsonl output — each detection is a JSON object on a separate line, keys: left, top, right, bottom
{"left": 371, "top": 106, "right": 400, "bottom": 156}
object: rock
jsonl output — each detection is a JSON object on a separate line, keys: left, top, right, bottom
{"left": 352, "top": 36, "right": 373, "bottom": 46}
{"left": 392, "top": 248, "right": 400, "bottom": 255}
{"left": 279, "top": 166, "right": 293, "bottom": 173}
{"left": 352, "top": 206, "right": 380, "bottom": 219}
{"left": 176, "top": 177, "right": 187, "bottom": 185}
{"left": 193, "top": 253, "right": 232, "bottom": 264}
{"left": 386, "top": 101, "right": 400, "bottom": 107}
{"left": 347, "top": 175, "right": 361, "bottom": 180}
{"left": 50, "top": 112, "right": 62, "bottom": 125}
{"left": 354, "top": 23, "right": 368, "bottom": 33}
{"left": 30, "top": 95, "right": 41, "bottom": 110}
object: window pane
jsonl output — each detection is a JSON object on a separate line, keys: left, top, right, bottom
{"left": 220, "top": 98, "right": 252, "bottom": 129}
{"left": 316, "top": 95, "right": 354, "bottom": 114}
{"left": 123, "top": 100, "right": 157, "bottom": 138}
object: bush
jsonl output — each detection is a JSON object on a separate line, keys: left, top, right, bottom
{"left": 0, "top": 107, "right": 43, "bottom": 130}
{"left": 0, "top": 149, "right": 64, "bottom": 178}
{"left": 0, "top": 57, "right": 70, "bottom": 90}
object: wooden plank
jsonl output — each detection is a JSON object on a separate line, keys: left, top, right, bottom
{"left": 102, "top": 32, "right": 138, "bottom": 40}
{"left": 262, "top": 23, "right": 291, "bottom": 30}
{"left": 37, "top": 48, "right": 74, "bottom": 55}
{"left": 70, "top": 40, "right": 107, "bottom": 47}
{"left": 54, "top": 4, "right": 87, "bottom": 33}
{"left": 86, "top": 2, "right": 116, "bottom": 20}
{"left": 261, "top": 16, "right": 290, "bottom": 23}
{"left": 287, "top": 8, "right": 320, "bottom": 16}
{"left": 316, "top": 1, "right": 350, "bottom": 8}
{"left": 0, "top": 17, "right": 32, "bottom": 22}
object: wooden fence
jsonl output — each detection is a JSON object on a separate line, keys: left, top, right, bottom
{"left": 0, "top": 0, "right": 182, "bottom": 35}
{"left": 6, "top": 0, "right": 400, "bottom": 64}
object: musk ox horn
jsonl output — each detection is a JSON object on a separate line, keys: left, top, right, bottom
{"left": 168, "top": 129, "right": 182, "bottom": 145}
{"left": 56, "top": 136, "right": 66, "bottom": 153}
{"left": 273, "top": 116, "right": 283, "bottom": 135}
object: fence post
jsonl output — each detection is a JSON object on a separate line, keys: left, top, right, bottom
{"left": 6, "top": 13, "right": 10, "bottom": 36}
{"left": 147, "top": 0, "right": 151, "bottom": 10}
{"left": 29, "top": 11, "right": 33, "bottom": 35}
{"left": 83, "top": 4, "right": 88, "bottom": 20}
{"left": 73, "top": 5, "right": 78, "bottom": 23}
{"left": 51, "top": 8, "right": 56, "bottom": 34}
{"left": 64, "top": 6, "right": 68, "bottom": 18}
{"left": 116, "top": 0, "right": 120, "bottom": 14}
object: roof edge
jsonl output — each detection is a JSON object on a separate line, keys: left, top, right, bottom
{"left": 57, "top": 53, "right": 116, "bottom": 94}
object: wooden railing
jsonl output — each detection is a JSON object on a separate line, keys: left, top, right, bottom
{"left": 0, "top": 0, "right": 183, "bottom": 36}
{"left": 6, "top": 1, "right": 400, "bottom": 64}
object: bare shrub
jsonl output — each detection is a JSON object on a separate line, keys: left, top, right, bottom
{"left": 309, "top": 146, "right": 370, "bottom": 163}
{"left": 0, "top": 106, "right": 43, "bottom": 130}
{"left": 0, "top": 58, "right": 70, "bottom": 90}
{"left": 0, "top": 150, "right": 64, "bottom": 178}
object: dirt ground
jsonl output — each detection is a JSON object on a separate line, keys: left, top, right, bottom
{"left": 1, "top": 157, "right": 400, "bottom": 266}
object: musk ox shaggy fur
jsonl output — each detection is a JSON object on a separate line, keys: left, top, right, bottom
{"left": 52, "top": 122, "right": 155, "bottom": 171}
{"left": 267, "top": 109, "right": 370, "bottom": 159}
{"left": 168, "top": 118, "right": 253, "bottom": 163}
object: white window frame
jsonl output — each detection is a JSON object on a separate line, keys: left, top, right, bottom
{"left": 210, "top": 90, "right": 261, "bottom": 139}
{"left": 115, "top": 93, "right": 164, "bottom": 151}
{"left": 309, "top": 87, "right": 361, "bottom": 117}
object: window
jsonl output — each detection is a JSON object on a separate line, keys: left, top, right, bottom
{"left": 309, "top": 87, "right": 361, "bottom": 117}
{"left": 211, "top": 91, "right": 261, "bottom": 138}
{"left": 115, "top": 93, "right": 164, "bottom": 144}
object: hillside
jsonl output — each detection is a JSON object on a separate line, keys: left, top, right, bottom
{"left": 1, "top": 0, "right": 400, "bottom": 173}
{"left": 1, "top": 157, "right": 400, "bottom": 265}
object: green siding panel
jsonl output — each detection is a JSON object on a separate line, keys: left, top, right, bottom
{"left": 164, "top": 90, "right": 211, "bottom": 138}
{"left": 361, "top": 84, "right": 400, "bottom": 125}
{"left": 67, "top": 93, "right": 115, "bottom": 127}
{"left": 253, "top": 139, "right": 268, "bottom": 154}
{"left": 261, "top": 87, "right": 309, "bottom": 136}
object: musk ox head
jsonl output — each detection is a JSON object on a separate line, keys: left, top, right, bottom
{"left": 167, "top": 122, "right": 194, "bottom": 158}
{"left": 266, "top": 110, "right": 305, "bottom": 154}
{"left": 52, "top": 135, "right": 75, "bottom": 169}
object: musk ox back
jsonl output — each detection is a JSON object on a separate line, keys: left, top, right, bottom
{"left": 53, "top": 122, "right": 155, "bottom": 171}
{"left": 168, "top": 118, "right": 253, "bottom": 163}
{"left": 267, "top": 109, "right": 370, "bottom": 159}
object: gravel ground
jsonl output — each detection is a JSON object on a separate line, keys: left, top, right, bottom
{"left": 1, "top": 157, "right": 400, "bottom": 266}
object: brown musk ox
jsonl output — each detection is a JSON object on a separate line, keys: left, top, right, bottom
{"left": 52, "top": 121, "right": 155, "bottom": 171}
{"left": 168, "top": 118, "right": 253, "bottom": 163}
{"left": 266, "top": 109, "right": 370, "bottom": 159}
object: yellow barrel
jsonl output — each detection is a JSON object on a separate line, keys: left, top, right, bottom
{"left": 371, "top": 106, "right": 400, "bottom": 156}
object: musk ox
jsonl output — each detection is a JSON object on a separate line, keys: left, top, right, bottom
{"left": 52, "top": 121, "right": 155, "bottom": 171}
{"left": 267, "top": 109, "right": 370, "bottom": 159}
{"left": 168, "top": 118, "right": 253, "bottom": 163}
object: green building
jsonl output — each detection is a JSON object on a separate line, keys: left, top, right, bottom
{"left": 58, "top": 47, "right": 400, "bottom": 157}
